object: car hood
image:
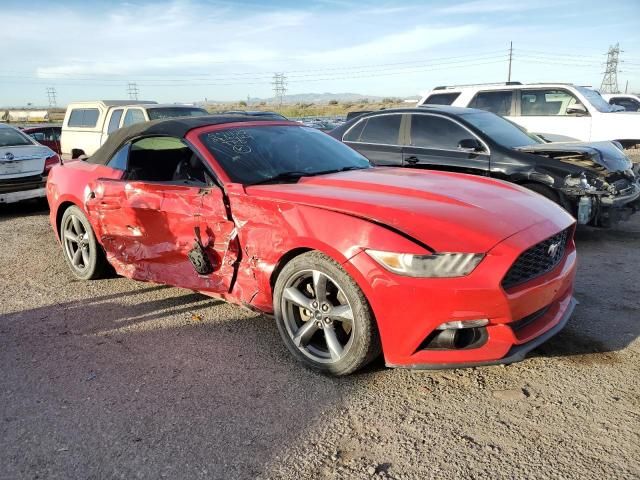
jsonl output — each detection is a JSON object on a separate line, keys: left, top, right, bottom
{"left": 516, "top": 141, "right": 632, "bottom": 172}
{"left": 245, "top": 168, "right": 573, "bottom": 253}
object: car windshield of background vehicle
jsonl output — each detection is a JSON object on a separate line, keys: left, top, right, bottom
{"left": 461, "top": 111, "right": 542, "bottom": 148}
{"left": 201, "top": 125, "right": 371, "bottom": 184}
{"left": 576, "top": 86, "right": 617, "bottom": 113}
{"left": 0, "top": 128, "right": 34, "bottom": 147}
{"left": 147, "top": 108, "right": 208, "bottom": 120}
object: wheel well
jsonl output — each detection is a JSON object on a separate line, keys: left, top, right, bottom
{"left": 71, "top": 148, "right": 85, "bottom": 159}
{"left": 270, "top": 248, "right": 313, "bottom": 288}
{"left": 615, "top": 140, "right": 640, "bottom": 149}
{"left": 55, "top": 201, "right": 76, "bottom": 239}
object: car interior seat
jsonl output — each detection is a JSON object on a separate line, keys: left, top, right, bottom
{"left": 172, "top": 153, "right": 208, "bottom": 184}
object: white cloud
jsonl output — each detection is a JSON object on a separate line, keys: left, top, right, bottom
{"left": 437, "top": 0, "right": 543, "bottom": 14}
{"left": 299, "top": 25, "right": 481, "bottom": 64}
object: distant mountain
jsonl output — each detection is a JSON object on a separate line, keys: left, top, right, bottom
{"left": 200, "top": 92, "right": 388, "bottom": 105}
{"left": 251, "top": 92, "right": 384, "bottom": 104}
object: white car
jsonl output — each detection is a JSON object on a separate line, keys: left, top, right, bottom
{"left": 0, "top": 123, "right": 60, "bottom": 204}
{"left": 418, "top": 82, "right": 640, "bottom": 150}
{"left": 602, "top": 93, "right": 640, "bottom": 112}
{"left": 61, "top": 100, "right": 208, "bottom": 160}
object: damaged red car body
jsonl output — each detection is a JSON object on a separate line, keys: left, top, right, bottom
{"left": 47, "top": 116, "right": 577, "bottom": 375}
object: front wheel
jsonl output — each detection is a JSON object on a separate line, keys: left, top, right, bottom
{"left": 523, "top": 182, "right": 573, "bottom": 213}
{"left": 273, "top": 251, "right": 381, "bottom": 376}
{"left": 60, "top": 205, "right": 108, "bottom": 280}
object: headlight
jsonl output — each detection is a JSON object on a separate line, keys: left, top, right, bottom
{"left": 366, "top": 250, "right": 484, "bottom": 278}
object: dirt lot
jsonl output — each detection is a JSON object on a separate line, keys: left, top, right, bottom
{"left": 1, "top": 201, "right": 638, "bottom": 480}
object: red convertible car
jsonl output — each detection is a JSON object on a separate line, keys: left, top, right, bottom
{"left": 46, "top": 115, "right": 577, "bottom": 375}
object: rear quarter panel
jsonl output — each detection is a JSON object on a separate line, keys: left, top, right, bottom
{"left": 47, "top": 161, "right": 122, "bottom": 239}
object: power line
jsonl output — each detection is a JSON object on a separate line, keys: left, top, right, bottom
{"left": 0, "top": 54, "right": 510, "bottom": 87}
{"left": 127, "top": 82, "right": 139, "bottom": 100}
{"left": 272, "top": 73, "right": 287, "bottom": 106}
{"left": 46, "top": 87, "right": 57, "bottom": 107}
{"left": 0, "top": 51, "right": 510, "bottom": 84}
{"left": 601, "top": 43, "right": 621, "bottom": 93}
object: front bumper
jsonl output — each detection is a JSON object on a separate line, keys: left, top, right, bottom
{"left": 0, "top": 175, "right": 47, "bottom": 204}
{"left": 393, "top": 297, "right": 576, "bottom": 369}
{"left": 0, "top": 184, "right": 47, "bottom": 203}
{"left": 595, "top": 182, "right": 640, "bottom": 226}
{"left": 345, "top": 218, "right": 577, "bottom": 369}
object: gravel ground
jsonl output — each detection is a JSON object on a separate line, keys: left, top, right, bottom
{"left": 1, "top": 201, "right": 639, "bottom": 480}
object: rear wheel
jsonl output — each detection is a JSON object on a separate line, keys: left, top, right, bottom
{"left": 273, "top": 251, "right": 381, "bottom": 376}
{"left": 60, "top": 205, "right": 108, "bottom": 280}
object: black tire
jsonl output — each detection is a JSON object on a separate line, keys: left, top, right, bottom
{"left": 273, "top": 251, "right": 381, "bottom": 376}
{"left": 60, "top": 205, "right": 108, "bottom": 280}
{"left": 523, "top": 182, "right": 573, "bottom": 213}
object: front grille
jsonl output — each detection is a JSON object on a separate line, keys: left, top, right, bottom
{"left": 502, "top": 228, "right": 570, "bottom": 290}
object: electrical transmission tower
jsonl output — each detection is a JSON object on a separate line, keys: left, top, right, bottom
{"left": 127, "top": 82, "right": 140, "bottom": 101}
{"left": 600, "top": 43, "right": 621, "bottom": 94}
{"left": 46, "top": 87, "right": 57, "bottom": 108}
{"left": 272, "top": 73, "right": 287, "bottom": 107}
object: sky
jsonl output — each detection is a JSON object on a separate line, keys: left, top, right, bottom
{"left": 2, "top": 0, "right": 639, "bottom": 106}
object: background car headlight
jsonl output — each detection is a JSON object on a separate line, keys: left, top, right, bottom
{"left": 366, "top": 250, "right": 484, "bottom": 278}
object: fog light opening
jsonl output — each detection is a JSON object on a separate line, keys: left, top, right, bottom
{"left": 418, "top": 326, "right": 488, "bottom": 351}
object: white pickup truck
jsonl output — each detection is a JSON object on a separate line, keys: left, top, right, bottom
{"left": 60, "top": 100, "right": 208, "bottom": 159}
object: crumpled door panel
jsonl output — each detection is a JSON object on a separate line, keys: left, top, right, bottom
{"left": 87, "top": 180, "right": 237, "bottom": 293}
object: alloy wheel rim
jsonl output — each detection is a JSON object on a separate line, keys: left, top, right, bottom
{"left": 62, "top": 214, "right": 92, "bottom": 272}
{"left": 281, "top": 269, "right": 355, "bottom": 364}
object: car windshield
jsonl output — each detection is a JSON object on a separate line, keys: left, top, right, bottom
{"left": 201, "top": 125, "right": 371, "bottom": 184}
{"left": 147, "top": 107, "right": 208, "bottom": 120}
{"left": 575, "top": 86, "right": 617, "bottom": 113}
{"left": 0, "top": 128, "right": 34, "bottom": 147}
{"left": 461, "top": 111, "right": 542, "bottom": 148}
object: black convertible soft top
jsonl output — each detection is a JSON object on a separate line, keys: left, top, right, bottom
{"left": 87, "top": 114, "right": 286, "bottom": 166}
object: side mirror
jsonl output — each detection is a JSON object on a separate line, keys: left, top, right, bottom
{"left": 566, "top": 104, "right": 588, "bottom": 116}
{"left": 457, "top": 138, "right": 484, "bottom": 153}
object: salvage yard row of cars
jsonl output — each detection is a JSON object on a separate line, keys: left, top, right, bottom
{"left": 3, "top": 81, "right": 640, "bottom": 375}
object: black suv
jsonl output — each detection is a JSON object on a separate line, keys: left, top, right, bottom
{"left": 329, "top": 106, "right": 639, "bottom": 227}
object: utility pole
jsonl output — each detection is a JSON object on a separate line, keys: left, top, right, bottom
{"left": 127, "top": 82, "right": 140, "bottom": 101}
{"left": 600, "top": 43, "right": 621, "bottom": 94}
{"left": 46, "top": 87, "right": 57, "bottom": 108}
{"left": 272, "top": 73, "right": 287, "bottom": 108}
{"left": 507, "top": 41, "right": 513, "bottom": 82}
{"left": 625, "top": 80, "right": 628, "bottom": 93}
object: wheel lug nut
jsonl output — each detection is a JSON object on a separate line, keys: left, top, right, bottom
{"left": 324, "top": 317, "right": 331, "bottom": 324}
{"left": 321, "top": 304, "right": 329, "bottom": 312}
{"left": 316, "top": 321, "right": 322, "bottom": 328}
{"left": 312, "top": 301, "right": 318, "bottom": 308}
